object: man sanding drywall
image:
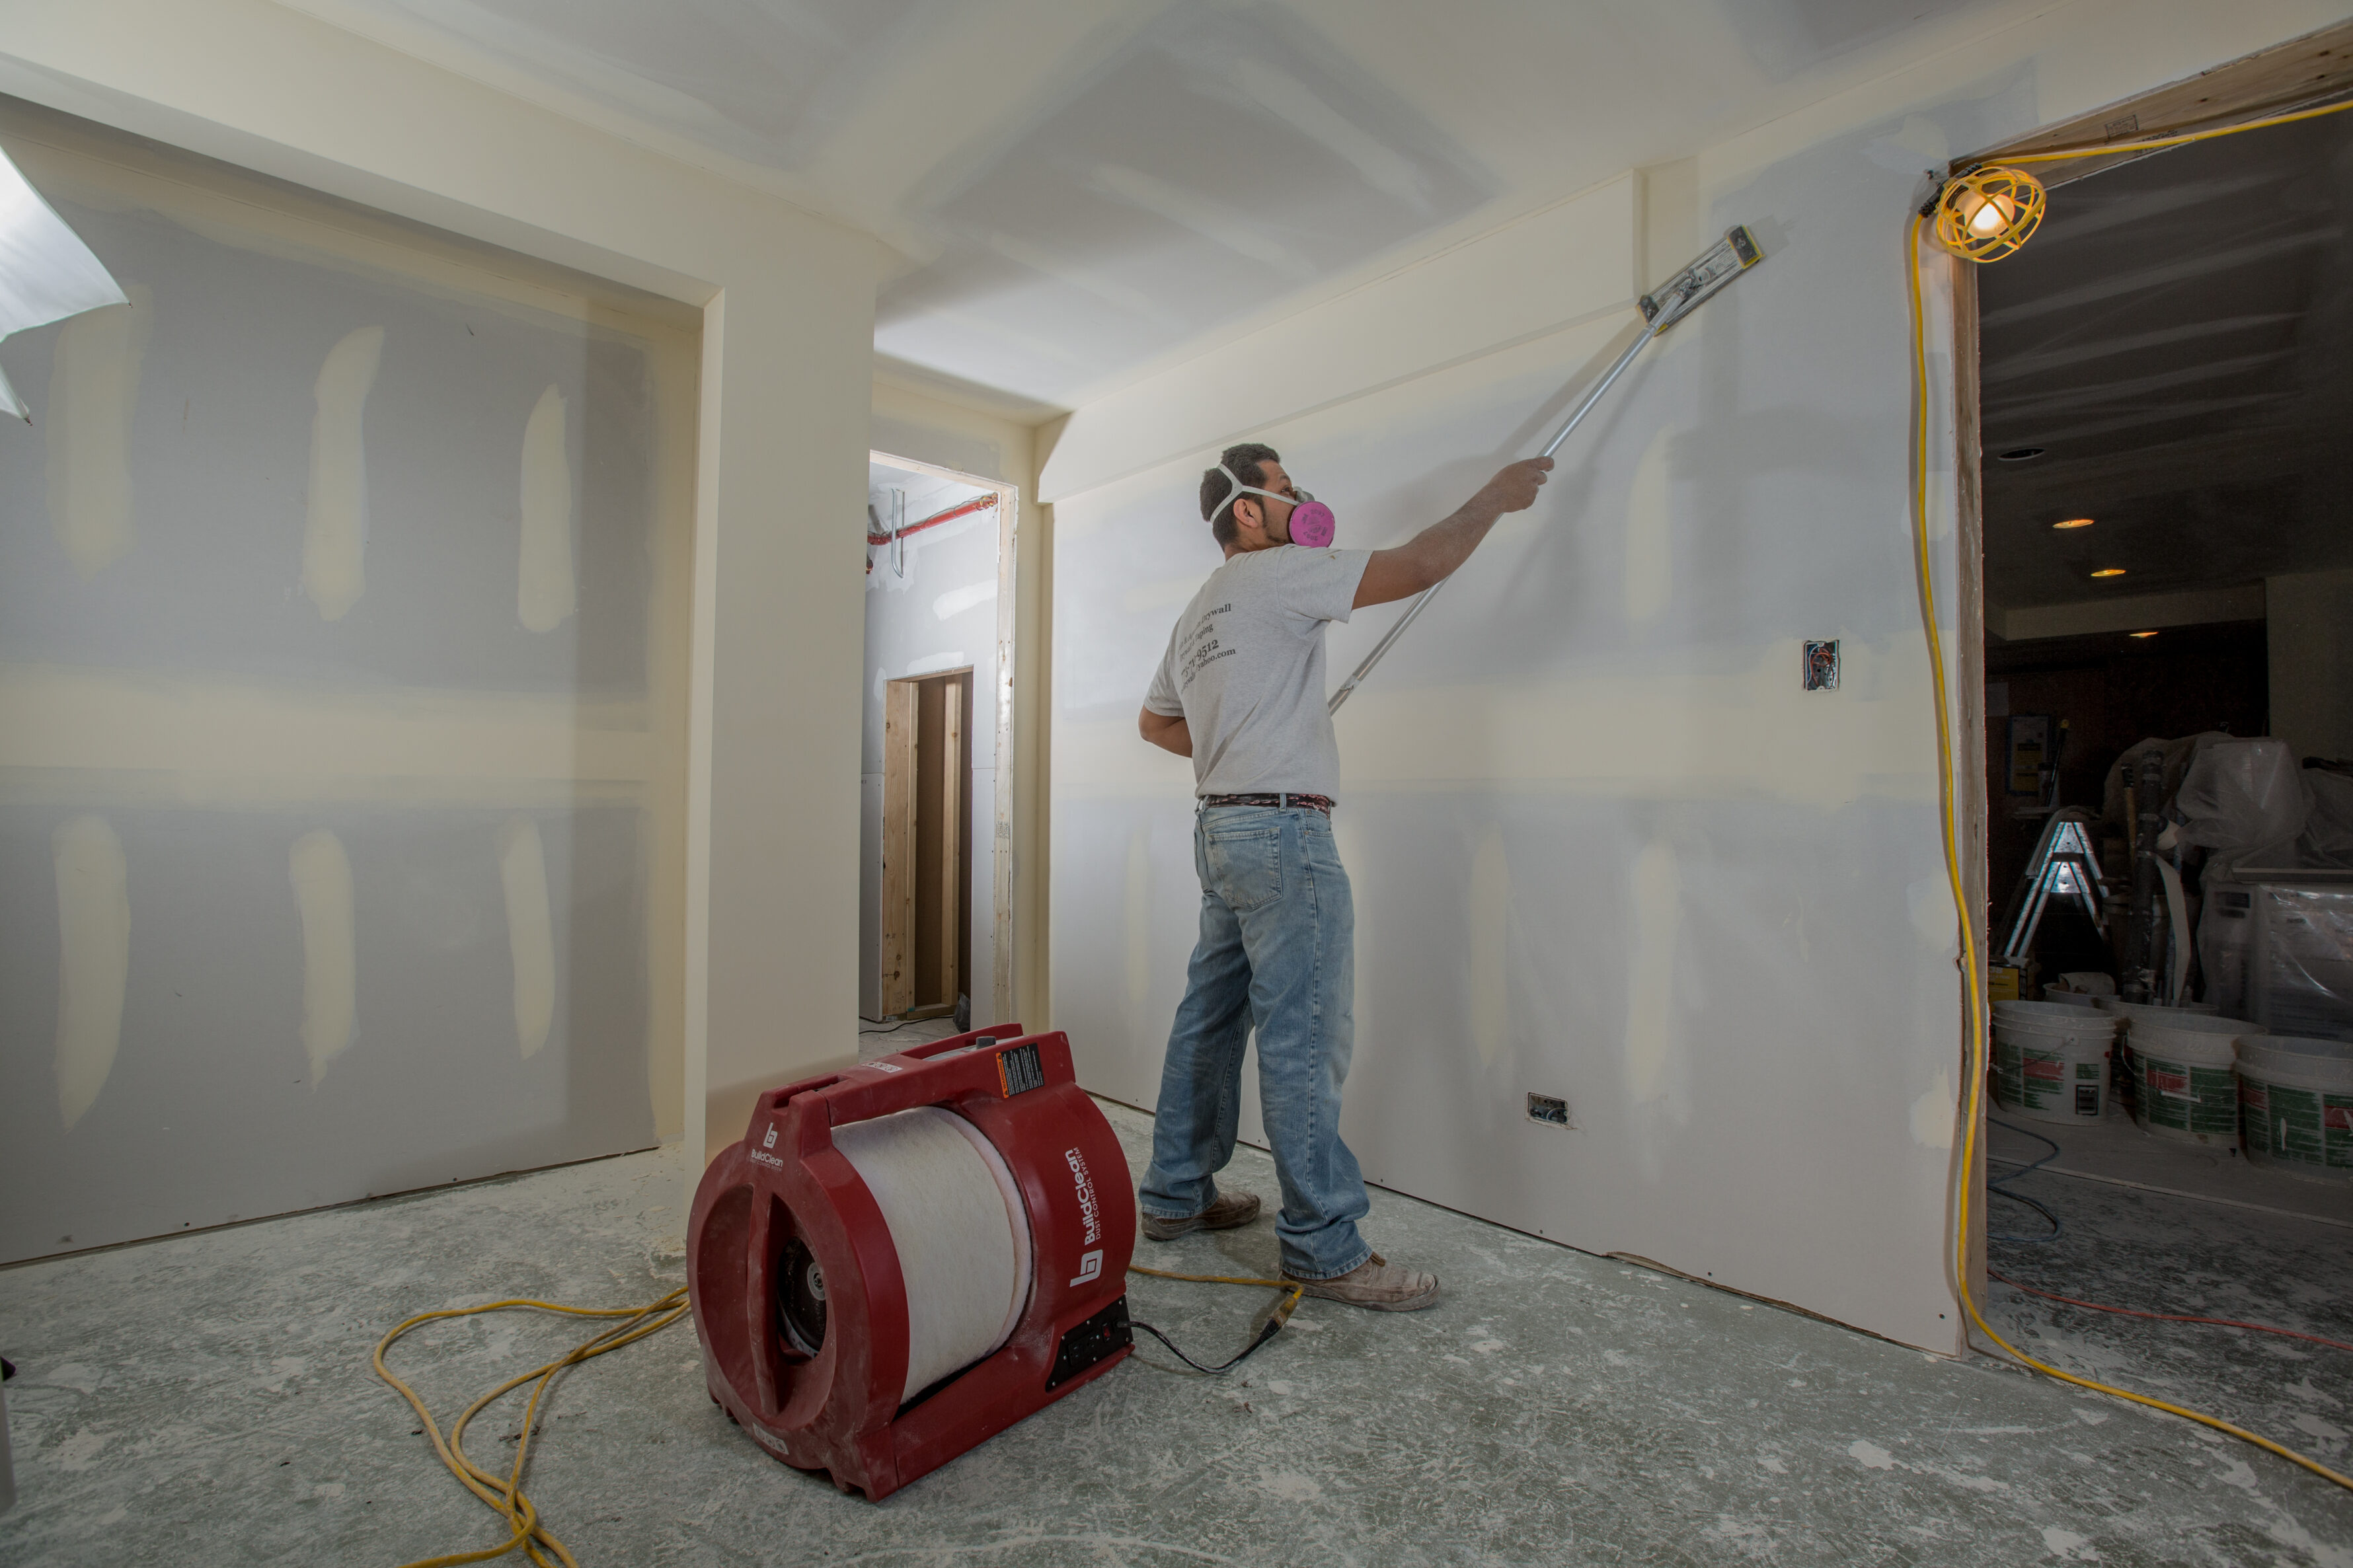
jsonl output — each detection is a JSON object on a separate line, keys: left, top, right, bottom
{"left": 1136, "top": 443, "right": 1552, "bottom": 1309}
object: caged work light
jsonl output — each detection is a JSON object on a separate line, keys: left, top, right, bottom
{"left": 1927, "top": 164, "right": 2046, "bottom": 262}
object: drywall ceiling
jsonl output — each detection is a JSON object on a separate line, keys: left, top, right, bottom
{"left": 280, "top": 0, "right": 2016, "bottom": 407}
{"left": 1979, "top": 106, "right": 2353, "bottom": 620}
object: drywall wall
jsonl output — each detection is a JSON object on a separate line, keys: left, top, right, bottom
{"left": 872, "top": 374, "right": 1051, "bottom": 1026}
{"left": 0, "top": 126, "right": 693, "bottom": 1262}
{"left": 861, "top": 459, "right": 1001, "bottom": 1020}
{"left": 2269, "top": 568, "right": 2353, "bottom": 763}
{"left": 0, "top": 0, "right": 884, "bottom": 1184}
{"left": 1045, "top": 1, "right": 2353, "bottom": 1352}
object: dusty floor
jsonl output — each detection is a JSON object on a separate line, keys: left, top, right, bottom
{"left": 3, "top": 1101, "right": 2350, "bottom": 1567}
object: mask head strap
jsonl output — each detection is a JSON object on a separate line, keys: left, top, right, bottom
{"left": 1215, "top": 462, "right": 1297, "bottom": 523}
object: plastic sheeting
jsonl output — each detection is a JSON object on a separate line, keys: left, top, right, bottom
{"left": 2169, "top": 739, "right": 2307, "bottom": 854}
{"left": 0, "top": 143, "right": 125, "bottom": 419}
{"left": 2199, "top": 878, "right": 2353, "bottom": 1041}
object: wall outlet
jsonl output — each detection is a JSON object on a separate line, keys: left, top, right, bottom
{"left": 1526, "top": 1093, "right": 1575, "bottom": 1129}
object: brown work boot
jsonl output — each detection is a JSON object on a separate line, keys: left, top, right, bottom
{"left": 1284, "top": 1253, "right": 1440, "bottom": 1312}
{"left": 1139, "top": 1189, "right": 1262, "bottom": 1242}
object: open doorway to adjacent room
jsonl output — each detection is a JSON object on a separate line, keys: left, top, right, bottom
{"left": 1954, "top": 28, "right": 2353, "bottom": 1434}
{"left": 863, "top": 454, "right": 1019, "bottom": 1034}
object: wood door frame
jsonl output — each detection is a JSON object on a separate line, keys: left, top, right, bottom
{"left": 1941, "top": 17, "right": 2353, "bottom": 1324}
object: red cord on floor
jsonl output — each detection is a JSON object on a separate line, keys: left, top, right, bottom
{"left": 1989, "top": 1269, "right": 2353, "bottom": 1356}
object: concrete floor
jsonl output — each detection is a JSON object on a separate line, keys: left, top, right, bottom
{"left": 3, "top": 1102, "right": 2350, "bottom": 1567}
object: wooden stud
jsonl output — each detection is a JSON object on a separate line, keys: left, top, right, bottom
{"left": 880, "top": 678, "right": 918, "bottom": 1017}
{"left": 940, "top": 675, "right": 963, "bottom": 1007}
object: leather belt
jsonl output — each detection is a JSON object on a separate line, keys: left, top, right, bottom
{"left": 1199, "top": 792, "right": 1334, "bottom": 815}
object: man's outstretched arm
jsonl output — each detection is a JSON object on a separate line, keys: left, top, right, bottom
{"left": 1354, "top": 457, "right": 1553, "bottom": 608}
{"left": 1139, "top": 706, "right": 1192, "bottom": 757}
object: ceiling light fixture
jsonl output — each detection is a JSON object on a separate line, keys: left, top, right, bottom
{"left": 2130, "top": 630, "right": 2159, "bottom": 639}
{"left": 2091, "top": 567, "right": 2127, "bottom": 578}
{"left": 1997, "top": 447, "right": 2046, "bottom": 462}
{"left": 1928, "top": 165, "right": 2047, "bottom": 262}
{"left": 2051, "top": 517, "right": 2095, "bottom": 530}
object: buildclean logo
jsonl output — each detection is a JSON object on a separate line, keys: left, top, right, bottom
{"left": 1064, "top": 1147, "right": 1105, "bottom": 1287}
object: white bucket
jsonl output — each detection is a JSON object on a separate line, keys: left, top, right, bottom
{"left": 2236, "top": 1036, "right": 2353, "bottom": 1183}
{"left": 2038, "top": 988, "right": 2102, "bottom": 1008}
{"left": 1991, "top": 1002, "right": 2117, "bottom": 1124}
{"left": 2128, "top": 1012, "right": 2266, "bottom": 1146}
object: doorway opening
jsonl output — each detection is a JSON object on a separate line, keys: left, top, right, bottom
{"left": 861, "top": 453, "right": 1018, "bottom": 1033}
{"left": 1953, "top": 22, "right": 2353, "bottom": 1454}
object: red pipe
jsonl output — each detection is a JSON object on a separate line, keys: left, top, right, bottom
{"left": 867, "top": 490, "right": 998, "bottom": 547}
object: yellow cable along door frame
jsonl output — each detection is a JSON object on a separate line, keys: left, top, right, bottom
{"left": 1912, "top": 93, "right": 2353, "bottom": 1495}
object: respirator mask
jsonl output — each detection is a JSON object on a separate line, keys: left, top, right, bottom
{"left": 1217, "top": 463, "right": 1336, "bottom": 548}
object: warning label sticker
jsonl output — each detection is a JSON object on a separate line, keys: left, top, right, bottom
{"left": 997, "top": 1041, "right": 1046, "bottom": 1097}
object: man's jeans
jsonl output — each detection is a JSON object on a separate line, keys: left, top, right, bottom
{"left": 1138, "top": 805, "right": 1371, "bottom": 1281}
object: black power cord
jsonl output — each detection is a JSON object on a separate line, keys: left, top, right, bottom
{"left": 1986, "top": 1117, "right": 2065, "bottom": 1244}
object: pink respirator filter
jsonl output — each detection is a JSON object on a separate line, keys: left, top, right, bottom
{"left": 1288, "top": 501, "right": 1336, "bottom": 548}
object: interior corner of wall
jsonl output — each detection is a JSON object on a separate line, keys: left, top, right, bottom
{"left": 1638, "top": 159, "right": 1699, "bottom": 289}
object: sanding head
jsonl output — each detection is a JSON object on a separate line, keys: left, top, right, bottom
{"left": 1639, "top": 225, "right": 1764, "bottom": 335}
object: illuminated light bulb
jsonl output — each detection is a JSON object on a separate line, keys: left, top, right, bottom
{"left": 2091, "top": 567, "right": 2127, "bottom": 578}
{"left": 1931, "top": 166, "right": 2047, "bottom": 262}
{"left": 2051, "top": 517, "right": 2095, "bottom": 530}
{"left": 1966, "top": 192, "right": 2014, "bottom": 236}
{"left": 2130, "top": 630, "right": 2159, "bottom": 639}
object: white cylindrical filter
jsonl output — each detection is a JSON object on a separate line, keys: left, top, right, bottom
{"left": 2128, "top": 1012, "right": 2266, "bottom": 1146}
{"left": 833, "top": 1106, "right": 1034, "bottom": 1401}
{"left": 2236, "top": 1036, "right": 2353, "bottom": 1183}
{"left": 1991, "top": 1000, "right": 2116, "bottom": 1125}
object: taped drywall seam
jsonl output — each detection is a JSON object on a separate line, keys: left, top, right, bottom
{"left": 45, "top": 285, "right": 151, "bottom": 577}
{"left": 290, "top": 828, "right": 357, "bottom": 1084}
{"left": 53, "top": 813, "right": 128, "bottom": 1130}
{"left": 1623, "top": 837, "right": 1683, "bottom": 1109}
{"left": 1124, "top": 826, "right": 1152, "bottom": 1049}
{"left": 518, "top": 384, "right": 577, "bottom": 632}
{"left": 498, "top": 816, "right": 557, "bottom": 1058}
{"left": 1623, "top": 424, "right": 1674, "bottom": 622}
{"left": 303, "top": 326, "right": 385, "bottom": 621}
{"left": 1468, "top": 827, "right": 1510, "bottom": 1069}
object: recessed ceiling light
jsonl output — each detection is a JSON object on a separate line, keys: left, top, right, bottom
{"left": 2091, "top": 568, "right": 2128, "bottom": 578}
{"left": 2051, "top": 517, "right": 2095, "bottom": 529}
{"left": 1997, "top": 447, "right": 2047, "bottom": 462}
{"left": 2130, "top": 630, "right": 2159, "bottom": 639}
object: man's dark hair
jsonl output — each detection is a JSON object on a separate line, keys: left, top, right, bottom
{"left": 1201, "top": 442, "right": 1280, "bottom": 549}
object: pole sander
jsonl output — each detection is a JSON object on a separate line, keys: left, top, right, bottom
{"left": 1328, "top": 225, "right": 1766, "bottom": 714}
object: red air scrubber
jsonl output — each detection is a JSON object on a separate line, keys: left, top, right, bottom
{"left": 687, "top": 1026, "right": 1136, "bottom": 1499}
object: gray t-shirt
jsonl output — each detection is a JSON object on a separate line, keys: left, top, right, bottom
{"left": 1145, "top": 545, "right": 1371, "bottom": 798}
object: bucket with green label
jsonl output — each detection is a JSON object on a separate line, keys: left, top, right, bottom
{"left": 2237, "top": 1036, "right": 2353, "bottom": 1183}
{"left": 1991, "top": 1000, "right": 2116, "bottom": 1125}
{"left": 2096, "top": 999, "right": 2224, "bottom": 1117}
{"left": 2127, "top": 1012, "right": 2265, "bottom": 1146}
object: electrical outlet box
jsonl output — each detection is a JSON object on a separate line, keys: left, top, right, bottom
{"left": 1802, "top": 640, "right": 1839, "bottom": 691}
{"left": 1526, "top": 1093, "right": 1574, "bottom": 1129}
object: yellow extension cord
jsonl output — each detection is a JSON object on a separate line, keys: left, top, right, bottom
{"left": 1129, "top": 1263, "right": 1307, "bottom": 1324}
{"left": 1912, "top": 93, "right": 2353, "bottom": 1495}
{"left": 369, "top": 1268, "right": 1293, "bottom": 1565}
{"left": 373, "top": 1288, "right": 691, "bottom": 1568}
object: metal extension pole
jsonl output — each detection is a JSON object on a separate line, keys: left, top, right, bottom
{"left": 1327, "top": 326, "right": 1657, "bottom": 715}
